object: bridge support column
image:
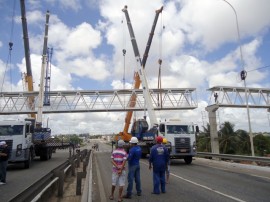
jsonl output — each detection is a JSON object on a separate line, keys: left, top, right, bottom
{"left": 206, "top": 105, "right": 220, "bottom": 154}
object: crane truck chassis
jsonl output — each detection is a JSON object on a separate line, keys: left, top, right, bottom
{"left": 0, "top": 119, "right": 71, "bottom": 169}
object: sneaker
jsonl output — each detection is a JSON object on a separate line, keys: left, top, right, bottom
{"left": 137, "top": 193, "right": 141, "bottom": 196}
{"left": 0, "top": 182, "right": 6, "bottom": 185}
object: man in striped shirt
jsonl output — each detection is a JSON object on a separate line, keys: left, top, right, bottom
{"left": 110, "top": 140, "right": 128, "bottom": 202}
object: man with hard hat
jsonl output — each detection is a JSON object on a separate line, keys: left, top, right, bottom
{"left": 123, "top": 137, "right": 142, "bottom": 199}
{"left": 110, "top": 139, "right": 128, "bottom": 201}
{"left": 0, "top": 141, "right": 10, "bottom": 185}
{"left": 149, "top": 136, "right": 169, "bottom": 194}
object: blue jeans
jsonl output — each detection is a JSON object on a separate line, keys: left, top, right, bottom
{"left": 126, "top": 164, "right": 141, "bottom": 196}
{"left": 153, "top": 170, "right": 166, "bottom": 194}
{"left": 0, "top": 160, "right": 8, "bottom": 183}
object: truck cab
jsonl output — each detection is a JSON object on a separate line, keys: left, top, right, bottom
{"left": 0, "top": 120, "right": 34, "bottom": 168}
{"left": 159, "top": 120, "right": 199, "bottom": 164}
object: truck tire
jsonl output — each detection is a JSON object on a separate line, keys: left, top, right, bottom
{"left": 40, "top": 148, "right": 50, "bottom": 161}
{"left": 184, "top": 156, "right": 192, "bottom": 164}
{"left": 24, "top": 151, "right": 32, "bottom": 169}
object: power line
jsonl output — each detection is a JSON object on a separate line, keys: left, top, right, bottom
{"left": 246, "top": 65, "right": 270, "bottom": 72}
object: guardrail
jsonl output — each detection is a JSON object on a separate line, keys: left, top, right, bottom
{"left": 197, "top": 152, "right": 270, "bottom": 164}
{"left": 10, "top": 149, "right": 92, "bottom": 202}
{"left": 81, "top": 150, "right": 93, "bottom": 202}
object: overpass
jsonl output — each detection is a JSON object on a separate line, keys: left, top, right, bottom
{"left": 0, "top": 88, "right": 197, "bottom": 114}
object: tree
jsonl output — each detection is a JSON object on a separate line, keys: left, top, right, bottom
{"left": 197, "top": 123, "right": 211, "bottom": 152}
{"left": 218, "top": 122, "right": 238, "bottom": 154}
{"left": 235, "top": 129, "right": 250, "bottom": 155}
{"left": 254, "top": 134, "right": 270, "bottom": 156}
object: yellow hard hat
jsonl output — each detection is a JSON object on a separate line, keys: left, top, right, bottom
{"left": 162, "top": 138, "right": 167, "bottom": 144}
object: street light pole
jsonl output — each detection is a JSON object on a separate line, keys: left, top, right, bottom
{"left": 222, "top": 0, "right": 255, "bottom": 156}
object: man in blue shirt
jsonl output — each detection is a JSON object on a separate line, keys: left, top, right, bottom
{"left": 149, "top": 136, "right": 169, "bottom": 194}
{"left": 123, "top": 137, "right": 142, "bottom": 199}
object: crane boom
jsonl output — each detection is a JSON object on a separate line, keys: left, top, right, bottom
{"left": 121, "top": 5, "right": 162, "bottom": 134}
{"left": 141, "top": 6, "right": 163, "bottom": 68}
{"left": 37, "top": 11, "right": 50, "bottom": 126}
{"left": 20, "top": 0, "right": 35, "bottom": 118}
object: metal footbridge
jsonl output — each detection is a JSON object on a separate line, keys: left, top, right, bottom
{"left": 207, "top": 86, "right": 270, "bottom": 108}
{"left": 0, "top": 88, "right": 197, "bottom": 115}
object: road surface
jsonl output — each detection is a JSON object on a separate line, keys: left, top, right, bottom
{"left": 92, "top": 141, "right": 270, "bottom": 202}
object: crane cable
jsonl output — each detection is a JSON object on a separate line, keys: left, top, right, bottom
{"left": 157, "top": 11, "right": 164, "bottom": 112}
{"left": 122, "top": 15, "right": 126, "bottom": 91}
{"left": 1, "top": 0, "right": 16, "bottom": 93}
{"left": 122, "top": 14, "right": 127, "bottom": 115}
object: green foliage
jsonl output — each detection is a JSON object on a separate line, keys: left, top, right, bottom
{"left": 197, "top": 123, "right": 211, "bottom": 152}
{"left": 218, "top": 122, "right": 238, "bottom": 154}
{"left": 254, "top": 134, "right": 270, "bottom": 156}
{"left": 235, "top": 129, "right": 250, "bottom": 155}
{"left": 197, "top": 121, "right": 270, "bottom": 156}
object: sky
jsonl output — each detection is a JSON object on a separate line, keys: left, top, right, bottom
{"left": 0, "top": 0, "right": 270, "bottom": 135}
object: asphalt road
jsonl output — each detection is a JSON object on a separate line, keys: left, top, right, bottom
{"left": 93, "top": 141, "right": 270, "bottom": 202}
{"left": 0, "top": 149, "right": 71, "bottom": 202}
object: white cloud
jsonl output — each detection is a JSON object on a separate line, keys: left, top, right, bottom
{"left": 59, "top": 0, "right": 82, "bottom": 11}
{"left": 1, "top": 0, "right": 270, "bottom": 134}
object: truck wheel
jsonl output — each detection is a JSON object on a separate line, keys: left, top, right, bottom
{"left": 184, "top": 156, "right": 192, "bottom": 164}
{"left": 44, "top": 150, "right": 50, "bottom": 160}
{"left": 40, "top": 149, "right": 50, "bottom": 161}
{"left": 24, "top": 151, "right": 32, "bottom": 169}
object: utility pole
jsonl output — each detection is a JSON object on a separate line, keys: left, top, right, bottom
{"left": 222, "top": 0, "right": 255, "bottom": 156}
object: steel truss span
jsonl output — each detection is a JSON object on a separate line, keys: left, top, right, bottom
{"left": 208, "top": 86, "right": 270, "bottom": 108}
{"left": 0, "top": 88, "right": 197, "bottom": 114}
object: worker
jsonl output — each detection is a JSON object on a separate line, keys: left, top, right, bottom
{"left": 162, "top": 138, "right": 170, "bottom": 183}
{"left": 123, "top": 137, "right": 142, "bottom": 199}
{"left": 0, "top": 141, "right": 10, "bottom": 185}
{"left": 214, "top": 92, "right": 218, "bottom": 103}
{"left": 149, "top": 136, "right": 169, "bottom": 194}
{"left": 110, "top": 140, "right": 128, "bottom": 202}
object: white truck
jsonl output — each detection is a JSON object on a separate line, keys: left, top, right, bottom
{"left": 159, "top": 120, "right": 199, "bottom": 164}
{"left": 0, "top": 120, "right": 35, "bottom": 168}
{"left": 0, "top": 119, "right": 70, "bottom": 169}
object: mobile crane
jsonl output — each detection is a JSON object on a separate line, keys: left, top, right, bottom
{"left": 0, "top": 1, "right": 69, "bottom": 168}
{"left": 118, "top": 5, "right": 199, "bottom": 163}
{"left": 114, "top": 5, "right": 163, "bottom": 157}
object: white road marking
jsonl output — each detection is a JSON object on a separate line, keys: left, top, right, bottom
{"left": 170, "top": 173, "right": 246, "bottom": 202}
{"left": 141, "top": 161, "right": 246, "bottom": 202}
{"left": 205, "top": 165, "right": 270, "bottom": 181}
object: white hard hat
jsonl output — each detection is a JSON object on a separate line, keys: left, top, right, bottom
{"left": 130, "top": 137, "right": 138, "bottom": 144}
{"left": 118, "top": 140, "right": 125, "bottom": 147}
